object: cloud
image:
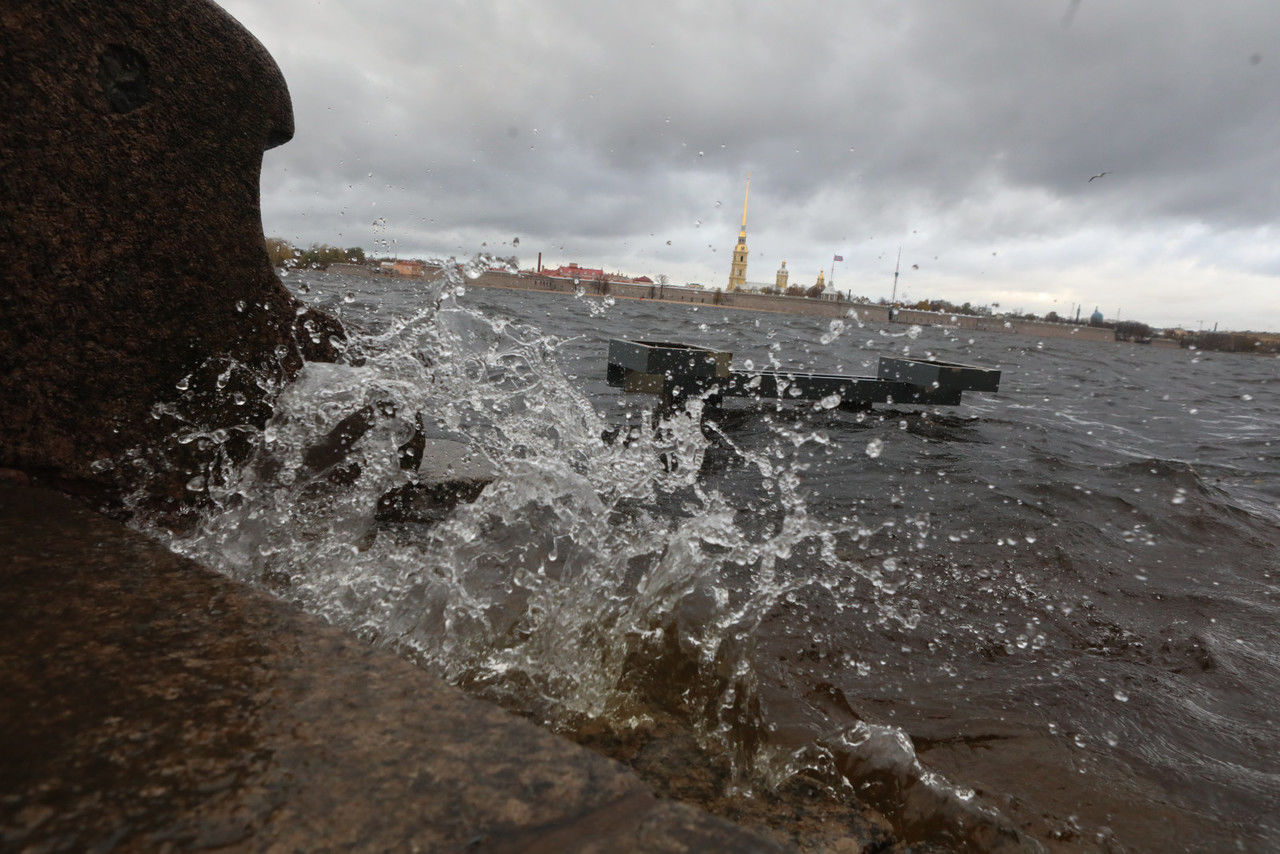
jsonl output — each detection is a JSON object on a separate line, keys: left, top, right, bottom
{"left": 227, "top": 0, "right": 1280, "bottom": 330}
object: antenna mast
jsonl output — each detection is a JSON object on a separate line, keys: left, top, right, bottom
{"left": 890, "top": 246, "right": 901, "bottom": 318}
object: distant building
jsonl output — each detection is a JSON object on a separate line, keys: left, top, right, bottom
{"left": 1090, "top": 306, "right": 1104, "bottom": 324}
{"left": 727, "top": 177, "right": 750, "bottom": 291}
{"left": 540, "top": 262, "right": 656, "bottom": 284}
{"left": 542, "top": 262, "right": 606, "bottom": 281}
{"left": 724, "top": 177, "right": 836, "bottom": 300}
{"left": 381, "top": 259, "right": 426, "bottom": 277}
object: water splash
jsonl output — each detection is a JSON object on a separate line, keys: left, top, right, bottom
{"left": 137, "top": 260, "right": 1016, "bottom": 843}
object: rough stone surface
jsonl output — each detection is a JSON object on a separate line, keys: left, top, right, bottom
{"left": 0, "top": 483, "right": 789, "bottom": 852}
{"left": 0, "top": 1, "right": 341, "bottom": 504}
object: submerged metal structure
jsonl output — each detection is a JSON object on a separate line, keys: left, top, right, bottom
{"left": 606, "top": 339, "right": 999, "bottom": 411}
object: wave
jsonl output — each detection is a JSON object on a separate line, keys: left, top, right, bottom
{"left": 131, "top": 262, "right": 1031, "bottom": 849}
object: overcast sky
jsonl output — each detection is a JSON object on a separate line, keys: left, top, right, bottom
{"left": 222, "top": 0, "right": 1280, "bottom": 331}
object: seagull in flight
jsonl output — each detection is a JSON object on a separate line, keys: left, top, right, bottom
{"left": 1088, "top": 171, "right": 1109, "bottom": 182}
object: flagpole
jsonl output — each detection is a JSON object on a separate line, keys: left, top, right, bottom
{"left": 890, "top": 246, "right": 901, "bottom": 320}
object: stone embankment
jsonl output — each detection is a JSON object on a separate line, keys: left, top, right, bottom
{"left": 467, "top": 271, "right": 1118, "bottom": 344}
{"left": 327, "top": 262, "right": 380, "bottom": 276}
{"left": 0, "top": 483, "right": 788, "bottom": 852}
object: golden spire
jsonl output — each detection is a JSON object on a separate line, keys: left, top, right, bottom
{"left": 728, "top": 174, "right": 750, "bottom": 292}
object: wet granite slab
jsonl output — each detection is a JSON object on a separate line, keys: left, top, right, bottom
{"left": 0, "top": 483, "right": 787, "bottom": 852}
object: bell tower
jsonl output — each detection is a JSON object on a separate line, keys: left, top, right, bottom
{"left": 727, "top": 176, "right": 750, "bottom": 291}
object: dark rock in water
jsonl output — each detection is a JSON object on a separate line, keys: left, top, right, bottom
{"left": 374, "top": 437, "right": 498, "bottom": 524}
{"left": 376, "top": 479, "right": 492, "bottom": 525}
{"left": 0, "top": 1, "right": 342, "bottom": 509}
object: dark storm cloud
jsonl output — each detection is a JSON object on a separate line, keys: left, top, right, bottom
{"left": 225, "top": 0, "right": 1280, "bottom": 329}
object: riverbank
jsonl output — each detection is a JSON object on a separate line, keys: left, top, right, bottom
{"left": 465, "top": 271, "right": 1119, "bottom": 344}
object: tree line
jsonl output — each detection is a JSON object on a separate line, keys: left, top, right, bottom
{"left": 265, "top": 238, "right": 365, "bottom": 269}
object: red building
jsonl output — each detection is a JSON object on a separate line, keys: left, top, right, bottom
{"left": 380, "top": 259, "right": 427, "bottom": 277}
{"left": 541, "top": 262, "right": 607, "bottom": 280}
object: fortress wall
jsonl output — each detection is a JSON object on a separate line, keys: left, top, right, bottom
{"left": 465, "top": 274, "right": 1118, "bottom": 343}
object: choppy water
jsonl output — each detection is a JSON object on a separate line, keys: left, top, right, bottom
{"left": 157, "top": 265, "right": 1278, "bottom": 851}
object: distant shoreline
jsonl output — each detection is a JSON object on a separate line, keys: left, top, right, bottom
{"left": 319, "top": 264, "right": 1280, "bottom": 353}
{"left": 463, "top": 270, "right": 1126, "bottom": 345}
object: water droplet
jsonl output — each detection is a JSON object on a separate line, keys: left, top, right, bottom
{"left": 343, "top": 292, "right": 356, "bottom": 303}
{"left": 1113, "top": 688, "right": 1129, "bottom": 702}
{"left": 1171, "top": 488, "right": 1187, "bottom": 505}
{"left": 820, "top": 320, "right": 845, "bottom": 344}
{"left": 175, "top": 375, "right": 191, "bottom": 391}
{"left": 865, "top": 438, "right": 884, "bottom": 458}
{"left": 818, "top": 393, "right": 842, "bottom": 410}
{"left": 235, "top": 300, "right": 246, "bottom": 312}
{"left": 1241, "top": 394, "right": 1253, "bottom": 401}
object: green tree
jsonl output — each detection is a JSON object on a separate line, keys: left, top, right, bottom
{"left": 265, "top": 237, "right": 297, "bottom": 268}
{"left": 296, "top": 243, "right": 348, "bottom": 269}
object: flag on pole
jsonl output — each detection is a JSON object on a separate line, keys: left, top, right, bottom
{"left": 833, "top": 255, "right": 843, "bottom": 262}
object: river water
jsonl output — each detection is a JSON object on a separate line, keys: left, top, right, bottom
{"left": 159, "top": 265, "right": 1278, "bottom": 851}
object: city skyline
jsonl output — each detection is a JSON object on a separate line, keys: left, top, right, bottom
{"left": 226, "top": 1, "right": 1280, "bottom": 331}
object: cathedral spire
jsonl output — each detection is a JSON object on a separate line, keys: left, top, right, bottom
{"left": 728, "top": 175, "right": 750, "bottom": 291}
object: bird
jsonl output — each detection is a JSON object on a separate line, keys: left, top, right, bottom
{"left": 1088, "top": 171, "right": 1109, "bottom": 182}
